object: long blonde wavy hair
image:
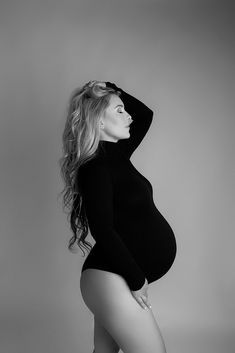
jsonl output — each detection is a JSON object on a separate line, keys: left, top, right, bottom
{"left": 58, "top": 80, "right": 121, "bottom": 255}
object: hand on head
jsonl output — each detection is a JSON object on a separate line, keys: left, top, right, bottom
{"left": 84, "top": 80, "right": 106, "bottom": 90}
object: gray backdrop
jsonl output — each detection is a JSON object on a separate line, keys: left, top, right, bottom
{"left": 0, "top": 0, "right": 234, "bottom": 352}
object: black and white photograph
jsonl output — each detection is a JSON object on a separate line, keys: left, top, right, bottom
{"left": 0, "top": 1, "right": 234, "bottom": 352}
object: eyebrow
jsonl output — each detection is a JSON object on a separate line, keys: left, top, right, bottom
{"left": 114, "top": 104, "right": 124, "bottom": 108}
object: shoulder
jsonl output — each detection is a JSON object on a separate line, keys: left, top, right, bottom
{"left": 76, "top": 156, "right": 112, "bottom": 193}
{"left": 78, "top": 154, "right": 110, "bottom": 178}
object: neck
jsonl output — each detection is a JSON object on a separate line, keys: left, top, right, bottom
{"left": 100, "top": 139, "right": 118, "bottom": 143}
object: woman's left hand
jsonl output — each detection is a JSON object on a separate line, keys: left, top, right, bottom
{"left": 86, "top": 80, "right": 106, "bottom": 88}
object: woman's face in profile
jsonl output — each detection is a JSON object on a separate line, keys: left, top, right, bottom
{"left": 100, "top": 94, "right": 132, "bottom": 142}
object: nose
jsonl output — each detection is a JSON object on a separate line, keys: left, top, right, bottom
{"left": 127, "top": 115, "right": 133, "bottom": 125}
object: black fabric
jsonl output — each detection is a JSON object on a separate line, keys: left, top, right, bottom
{"left": 76, "top": 82, "right": 177, "bottom": 291}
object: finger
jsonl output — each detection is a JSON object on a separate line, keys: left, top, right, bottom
{"left": 134, "top": 296, "right": 146, "bottom": 310}
{"left": 144, "top": 301, "right": 152, "bottom": 310}
{"left": 88, "top": 80, "right": 98, "bottom": 86}
{"left": 138, "top": 296, "right": 148, "bottom": 310}
{"left": 139, "top": 299, "right": 147, "bottom": 310}
{"left": 141, "top": 296, "right": 152, "bottom": 310}
{"left": 132, "top": 293, "right": 149, "bottom": 310}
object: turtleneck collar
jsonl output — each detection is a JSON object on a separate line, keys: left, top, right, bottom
{"left": 98, "top": 139, "right": 122, "bottom": 157}
{"left": 99, "top": 140, "right": 119, "bottom": 147}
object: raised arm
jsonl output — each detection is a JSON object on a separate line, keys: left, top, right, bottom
{"left": 106, "top": 82, "right": 154, "bottom": 159}
{"left": 76, "top": 159, "right": 146, "bottom": 291}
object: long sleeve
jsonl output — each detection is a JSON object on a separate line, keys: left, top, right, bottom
{"left": 106, "top": 82, "right": 154, "bottom": 159}
{"left": 77, "top": 159, "right": 146, "bottom": 291}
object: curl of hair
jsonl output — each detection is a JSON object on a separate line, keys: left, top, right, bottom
{"left": 58, "top": 81, "right": 121, "bottom": 256}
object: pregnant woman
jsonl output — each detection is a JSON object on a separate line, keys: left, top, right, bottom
{"left": 59, "top": 80, "right": 177, "bottom": 353}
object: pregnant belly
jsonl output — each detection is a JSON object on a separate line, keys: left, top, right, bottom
{"left": 82, "top": 210, "right": 177, "bottom": 284}
{"left": 141, "top": 215, "right": 177, "bottom": 283}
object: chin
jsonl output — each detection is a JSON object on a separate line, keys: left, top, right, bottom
{"left": 116, "top": 130, "right": 130, "bottom": 141}
{"left": 119, "top": 134, "right": 130, "bottom": 140}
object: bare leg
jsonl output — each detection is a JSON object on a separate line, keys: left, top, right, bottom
{"left": 80, "top": 269, "right": 167, "bottom": 353}
{"left": 94, "top": 315, "right": 120, "bottom": 353}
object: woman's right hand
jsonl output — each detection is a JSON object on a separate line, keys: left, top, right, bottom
{"left": 131, "top": 278, "right": 152, "bottom": 310}
{"left": 83, "top": 80, "right": 106, "bottom": 90}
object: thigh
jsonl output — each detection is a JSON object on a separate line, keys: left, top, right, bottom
{"left": 94, "top": 315, "right": 120, "bottom": 353}
{"left": 80, "top": 269, "right": 166, "bottom": 353}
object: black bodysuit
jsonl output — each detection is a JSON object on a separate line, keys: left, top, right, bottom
{"left": 76, "top": 82, "right": 177, "bottom": 291}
